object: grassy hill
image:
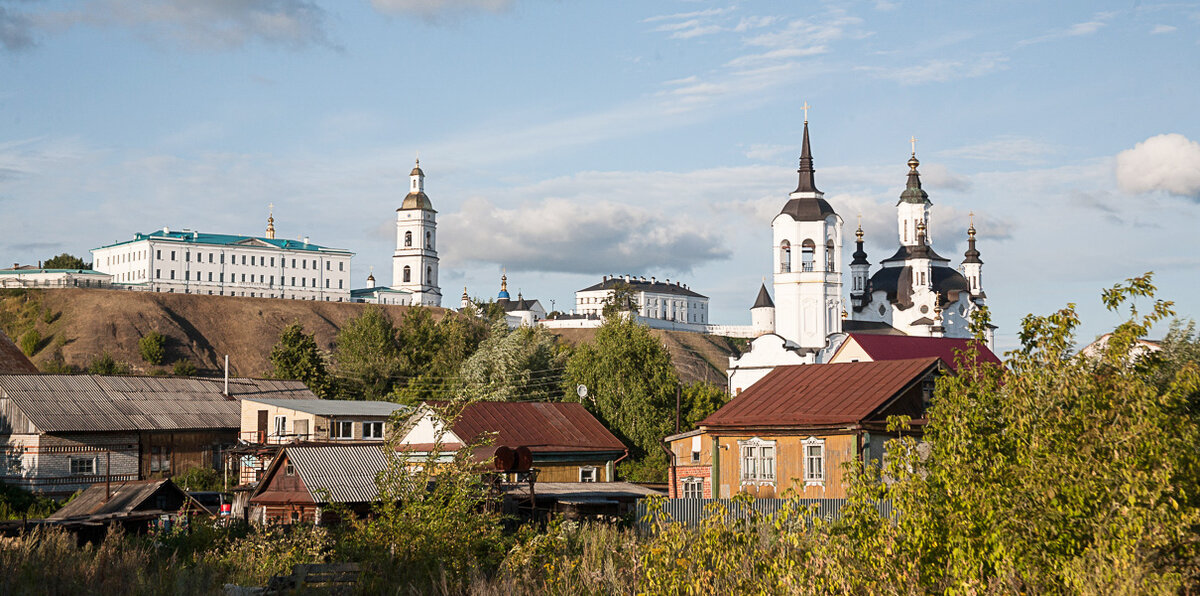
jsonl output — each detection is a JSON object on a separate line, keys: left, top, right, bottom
{"left": 0, "top": 288, "right": 742, "bottom": 385}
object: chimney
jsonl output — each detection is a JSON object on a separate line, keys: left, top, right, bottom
{"left": 651, "top": 276, "right": 656, "bottom": 283}
{"left": 223, "top": 355, "right": 230, "bottom": 397}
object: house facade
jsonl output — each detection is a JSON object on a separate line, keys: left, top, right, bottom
{"left": 666, "top": 357, "right": 943, "bottom": 499}
{"left": 0, "top": 374, "right": 316, "bottom": 496}
{"left": 249, "top": 444, "right": 389, "bottom": 525}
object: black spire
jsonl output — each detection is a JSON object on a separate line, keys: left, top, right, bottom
{"left": 793, "top": 120, "right": 820, "bottom": 194}
{"left": 851, "top": 224, "right": 869, "bottom": 266}
{"left": 899, "top": 152, "right": 929, "bottom": 205}
{"left": 751, "top": 283, "right": 774, "bottom": 309}
{"left": 963, "top": 223, "right": 982, "bottom": 264}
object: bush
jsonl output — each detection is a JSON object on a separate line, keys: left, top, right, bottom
{"left": 87, "top": 351, "right": 129, "bottom": 375}
{"left": 138, "top": 331, "right": 166, "bottom": 365}
{"left": 173, "top": 467, "right": 223, "bottom": 492}
{"left": 41, "top": 308, "right": 58, "bottom": 324}
{"left": 172, "top": 359, "right": 198, "bottom": 376}
{"left": 18, "top": 329, "right": 40, "bottom": 356}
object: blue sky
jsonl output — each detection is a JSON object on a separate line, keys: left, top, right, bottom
{"left": 2, "top": 0, "right": 1199, "bottom": 352}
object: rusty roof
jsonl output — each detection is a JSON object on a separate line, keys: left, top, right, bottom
{"left": 0, "top": 374, "right": 317, "bottom": 433}
{"left": 451, "top": 401, "right": 626, "bottom": 454}
{"left": 0, "top": 331, "right": 37, "bottom": 374}
{"left": 838, "top": 333, "right": 1001, "bottom": 371}
{"left": 701, "top": 358, "right": 941, "bottom": 429}
{"left": 47, "top": 478, "right": 189, "bottom": 521}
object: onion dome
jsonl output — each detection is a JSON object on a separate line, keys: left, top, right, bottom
{"left": 367, "top": 272, "right": 376, "bottom": 286}
{"left": 751, "top": 283, "right": 774, "bottom": 309}
{"left": 898, "top": 152, "right": 930, "bottom": 205}
{"left": 399, "top": 158, "right": 436, "bottom": 211}
{"left": 778, "top": 120, "right": 837, "bottom": 221}
{"left": 497, "top": 271, "right": 510, "bottom": 300}
{"left": 851, "top": 224, "right": 869, "bottom": 266}
{"left": 963, "top": 221, "right": 983, "bottom": 264}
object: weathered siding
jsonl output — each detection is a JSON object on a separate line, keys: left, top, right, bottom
{"left": 713, "top": 433, "right": 859, "bottom": 499}
{"left": 535, "top": 459, "right": 612, "bottom": 483}
{"left": 139, "top": 430, "right": 235, "bottom": 479}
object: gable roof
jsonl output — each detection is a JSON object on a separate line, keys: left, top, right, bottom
{"left": 450, "top": 401, "right": 626, "bottom": 453}
{"left": 701, "top": 357, "right": 942, "bottom": 428}
{"left": 265, "top": 444, "right": 389, "bottom": 504}
{"left": 243, "top": 397, "right": 409, "bottom": 418}
{"left": 0, "top": 375, "right": 317, "bottom": 433}
{"left": 837, "top": 333, "right": 1000, "bottom": 372}
{"left": 47, "top": 478, "right": 197, "bottom": 521}
{"left": 0, "top": 331, "right": 38, "bottom": 374}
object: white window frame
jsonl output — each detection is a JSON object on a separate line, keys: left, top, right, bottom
{"left": 579, "top": 466, "right": 598, "bottom": 482}
{"left": 737, "top": 437, "right": 776, "bottom": 485}
{"left": 333, "top": 420, "right": 354, "bottom": 440}
{"left": 273, "top": 415, "right": 287, "bottom": 438}
{"left": 363, "top": 421, "right": 384, "bottom": 440}
{"left": 803, "top": 436, "right": 826, "bottom": 486}
{"left": 69, "top": 456, "right": 96, "bottom": 475}
{"left": 681, "top": 477, "right": 703, "bottom": 499}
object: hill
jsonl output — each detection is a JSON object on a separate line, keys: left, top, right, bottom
{"left": 0, "top": 288, "right": 741, "bottom": 385}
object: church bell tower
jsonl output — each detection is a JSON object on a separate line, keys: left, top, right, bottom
{"left": 392, "top": 158, "right": 442, "bottom": 306}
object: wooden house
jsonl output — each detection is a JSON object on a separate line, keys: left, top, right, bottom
{"left": 398, "top": 401, "right": 627, "bottom": 483}
{"left": 665, "top": 357, "right": 944, "bottom": 500}
{"left": 239, "top": 398, "right": 409, "bottom": 445}
{"left": 0, "top": 374, "right": 316, "bottom": 497}
{"left": 248, "top": 444, "right": 389, "bottom": 525}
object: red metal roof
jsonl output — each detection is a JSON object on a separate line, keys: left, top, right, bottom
{"left": 0, "top": 331, "right": 37, "bottom": 374}
{"left": 701, "top": 357, "right": 941, "bottom": 428}
{"left": 451, "top": 401, "right": 626, "bottom": 453}
{"left": 839, "top": 333, "right": 1000, "bottom": 371}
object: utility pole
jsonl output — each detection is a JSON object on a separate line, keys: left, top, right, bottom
{"left": 675, "top": 384, "right": 681, "bottom": 434}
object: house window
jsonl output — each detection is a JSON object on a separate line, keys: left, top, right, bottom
{"left": 403, "top": 266, "right": 411, "bottom": 283}
{"left": 579, "top": 467, "right": 598, "bottom": 482}
{"left": 285, "top": 461, "right": 295, "bottom": 476}
{"left": 803, "top": 437, "right": 825, "bottom": 486}
{"left": 155, "top": 250, "right": 161, "bottom": 259}
{"left": 334, "top": 420, "right": 354, "bottom": 439}
{"left": 274, "top": 415, "right": 286, "bottom": 438}
{"left": 738, "top": 437, "right": 776, "bottom": 484}
{"left": 150, "top": 446, "right": 172, "bottom": 473}
{"left": 681, "top": 477, "right": 703, "bottom": 499}
{"left": 171, "top": 250, "right": 176, "bottom": 260}
{"left": 69, "top": 456, "right": 96, "bottom": 475}
{"left": 363, "top": 421, "right": 384, "bottom": 440}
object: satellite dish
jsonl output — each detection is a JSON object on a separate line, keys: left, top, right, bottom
{"left": 576, "top": 384, "right": 588, "bottom": 399}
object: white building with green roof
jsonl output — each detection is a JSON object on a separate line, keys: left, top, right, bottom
{"left": 91, "top": 218, "right": 354, "bottom": 301}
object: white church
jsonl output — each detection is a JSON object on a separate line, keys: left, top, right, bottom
{"left": 727, "top": 119, "right": 991, "bottom": 392}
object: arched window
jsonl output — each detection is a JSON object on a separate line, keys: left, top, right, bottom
{"left": 779, "top": 241, "right": 791, "bottom": 272}
{"left": 404, "top": 231, "right": 412, "bottom": 247}
{"left": 825, "top": 240, "right": 835, "bottom": 272}
{"left": 425, "top": 231, "right": 432, "bottom": 249}
{"left": 801, "top": 240, "right": 816, "bottom": 272}
{"left": 402, "top": 266, "right": 411, "bottom": 282}
{"left": 426, "top": 266, "right": 432, "bottom": 284}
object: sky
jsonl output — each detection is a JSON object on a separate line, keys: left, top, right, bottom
{"left": 2, "top": 0, "right": 1199, "bottom": 353}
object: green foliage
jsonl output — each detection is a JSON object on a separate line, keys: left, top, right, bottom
{"left": 173, "top": 466, "right": 223, "bottom": 491}
{"left": 334, "top": 306, "right": 401, "bottom": 400}
{"left": 600, "top": 282, "right": 640, "bottom": 318}
{"left": 137, "top": 330, "right": 166, "bottom": 365}
{"left": 388, "top": 308, "right": 489, "bottom": 404}
{"left": 87, "top": 351, "right": 130, "bottom": 375}
{"left": 456, "top": 319, "right": 569, "bottom": 401}
{"left": 681, "top": 381, "right": 728, "bottom": 429}
{"left": 0, "top": 482, "right": 60, "bottom": 520}
{"left": 269, "top": 322, "right": 332, "bottom": 398}
{"left": 42, "top": 253, "right": 90, "bottom": 270}
{"left": 563, "top": 316, "right": 678, "bottom": 481}
{"left": 17, "top": 329, "right": 40, "bottom": 356}
{"left": 41, "top": 308, "right": 58, "bottom": 324}
{"left": 172, "top": 359, "right": 198, "bottom": 376}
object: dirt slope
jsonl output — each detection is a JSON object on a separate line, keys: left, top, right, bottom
{"left": 0, "top": 289, "right": 742, "bottom": 384}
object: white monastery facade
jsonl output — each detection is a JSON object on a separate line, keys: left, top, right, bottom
{"left": 574, "top": 275, "right": 710, "bottom": 324}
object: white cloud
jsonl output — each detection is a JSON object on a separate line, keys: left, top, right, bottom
{"left": 1018, "top": 11, "right": 1115, "bottom": 47}
{"left": 940, "top": 136, "right": 1060, "bottom": 165}
{"left": 919, "top": 163, "right": 972, "bottom": 192}
{"left": 744, "top": 143, "right": 796, "bottom": 161}
{"left": 1151, "top": 24, "right": 1177, "bottom": 34}
{"left": 440, "top": 197, "right": 730, "bottom": 274}
{"left": 370, "top": 0, "right": 512, "bottom": 20}
{"left": 642, "top": 7, "right": 735, "bottom": 24}
{"left": 861, "top": 53, "right": 1007, "bottom": 84}
{"left": 1116, "top": 133, "right": 1200, "bottom": 198}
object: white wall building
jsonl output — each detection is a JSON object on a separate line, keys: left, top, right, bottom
{"left": 575, "top": 274, "right": 709, "bottom": 324}
{"left": 392, "top": 160, "right": 442, "bottom": 307}
{"left": 0, "top": 266, "right": 113, "bottom": 289}
{"left": 91, "top": 214, "right": 353, "bottom": 301}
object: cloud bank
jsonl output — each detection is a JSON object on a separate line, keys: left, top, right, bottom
{"left": 1116, "top": 133, "right": 1200, "bottom": 198}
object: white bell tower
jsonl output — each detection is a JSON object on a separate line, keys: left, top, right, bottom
{"left": 771, "top": 113, "right": 843, "bottom": 350}
{"left": 392, "top": 158, "right": 442, "bottom": 306}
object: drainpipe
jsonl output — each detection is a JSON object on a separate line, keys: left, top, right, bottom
{"left": 609, "top": 449, "right": 629, "bottom": 482}
{"left": 711, "top": 435, "right": 720, "bottom": 497}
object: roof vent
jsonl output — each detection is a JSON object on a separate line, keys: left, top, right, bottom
{"left": 651, "top": 276, "right": 656, "bottom": 283}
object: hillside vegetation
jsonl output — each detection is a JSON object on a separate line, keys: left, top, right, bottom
{"left": 0, "top": 288, "right": 739, "bottom": 383}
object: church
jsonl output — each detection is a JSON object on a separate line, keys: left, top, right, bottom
{"left": 728, "top": 119, "right": 991, "bottom": 393}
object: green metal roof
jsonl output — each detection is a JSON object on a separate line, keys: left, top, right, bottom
{"left": 0, "top": 269, "right": 108, "bottom": 275}
{"left": 93, "top": 230, "right": 353, "bottom": 254}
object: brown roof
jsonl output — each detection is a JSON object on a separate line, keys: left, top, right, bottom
{"left": 47, "top": 478, "right": 194, "bottom": 521}
{"left": 451, "top": 401, "right": 626, "bottom": 454}
{"left": 0, "top": 374, "right": 317, "bottom": 433}
{"left": 701, "top": 358, "right": 941, "bottom": 428}
{"left": 0, "top": 331, "right": 37, "bottom": 374}
{"left": 839, "top": 333, "right": 1001, "bottom": 372}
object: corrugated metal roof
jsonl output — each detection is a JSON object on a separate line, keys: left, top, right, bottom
{"left": 244, "top": 397, "right": 409, "bottom": 417}
{"left": 701, "top": 358, "right": 941, "bottom": 428}
{"left": 93, "top": 229, "right": 352, "bottom": 254}
{"left": 840, "top": 333, "right": 1000, "bottom": 371}
{"left": 0, "top": 331, "right": 38, "bottom": 374}
{"left": 0, "top": 374, "right": 318, "bottom": 432}
{"left": 451, "top": 402, "right": 626, "bottom": 453}
{"left": 284, "top": 444, "right": 389, "bottom": 504}
{"left": 48, "top": 479, "right": 174, "bottom": 521}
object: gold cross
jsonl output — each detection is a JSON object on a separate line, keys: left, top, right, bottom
{"left": 910, "top": 136, "right": 917, "bottom": 156}
{"left": 969, "top": 211, "right": 975, "bottom": 225}
{"left": 268, "top": 202, "right": 274, "bottom": 214}
{"left": 801, "top": 101, "right": 810, "bottom": 123}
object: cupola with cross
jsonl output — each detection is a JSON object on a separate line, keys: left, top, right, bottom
{"left": 392, "top": 157, "right": 441, "bottom": 306}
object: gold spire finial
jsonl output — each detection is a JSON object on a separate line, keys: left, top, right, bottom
{"left": 500, "top": 268, "right": 508, "bottom": 292}
{"left": 910, "top": 135, "right": 917, "bottom": 156}
{"left": 265, "top": 203, "right": 276, "bottom": 239}
{"left": 801, "top": 101, "right": 810, "bottom": 124}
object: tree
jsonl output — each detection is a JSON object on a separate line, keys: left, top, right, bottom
{"left": 87, "top": 351, "right": 130, "bottom": 375}
{"left": 270, "top": 323, "right": 332, "bottom": 398}
{"left": 42, "top": 253, "right": 90, "bottom": 270}
{"left": 171, "top": 359, "right": 198, "bottom": 376}
{"left": 563, "top": 316, "right": 678, "bottom": 481}
{"left": 456, "top": 320, "right": 569, "bottom": 402}
{"left": 868, "top": 274, "right": 1200, "bottom": 592}
{"left": 601, "top": 282, "right": 640, "bottom": 319}
{"left": 137, "top": 331, "right": 166, "bottom": 365}
{"left": 18, "top": 329, "right": 40, "bottom": 356}
{"left": 681, "top": 381, "right": 728, "bottom": 430}
{"left": 334, "top": 306, "right": 401, "bottom": 400}
{"left": 389, "top": 308, "right": 489, "bottom": 404}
